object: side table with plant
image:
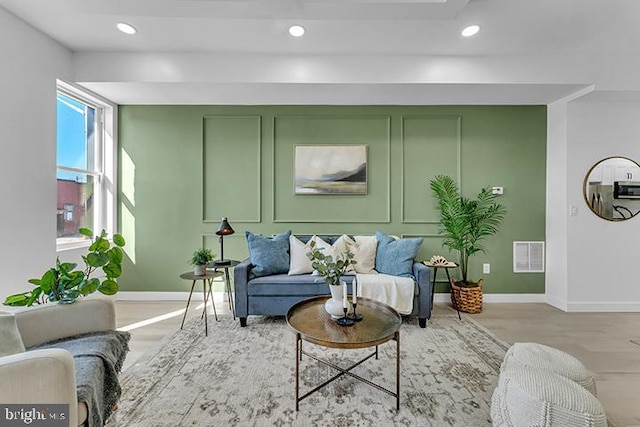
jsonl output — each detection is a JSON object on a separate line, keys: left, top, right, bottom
{"left": 306, "top": 240, "right": 357, "bottom": 318}
{"left": 4, "top": 228, "right": 126, "bottom": 306}
{"left": 189, "top": 248, "right": 215, "bottom": 276}
{"left": 429, "top": 175, "right": 507, "bottom": 313}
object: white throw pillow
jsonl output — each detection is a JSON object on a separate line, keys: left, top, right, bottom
{"left": 342, "top": 235, "right": 378, "bottom": 274}
{"left": 0, "top": 311, "right": 26, "bottom": 357}
{"left": 315, "top": 236, "right": 349, "bottom": 265}
{"left": 353, "top": 235, "right": 378, "bottom": 274}
{"left": 289, "top": 235, "right": 353, "bottom": 275}
{"left": 288, "top": 235, "right": 315, "bottom": 275}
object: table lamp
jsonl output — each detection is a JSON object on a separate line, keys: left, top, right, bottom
{"left": 215, "top": 217, "right": 235, "bottom": 265}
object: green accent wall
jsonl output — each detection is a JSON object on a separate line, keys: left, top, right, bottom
{"left": 118, "top": 105, "right": 547, "bottom": 294}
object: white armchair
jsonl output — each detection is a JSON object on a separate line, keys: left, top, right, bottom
{"left": 0, "top": 297, "right": 117, "bottom": 427}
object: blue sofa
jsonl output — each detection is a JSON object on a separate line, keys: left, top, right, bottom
{"left": 234, "top": 235, "right": 432, "bottom": 328}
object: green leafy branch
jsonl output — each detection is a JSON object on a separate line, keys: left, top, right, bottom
{"left": 306, "top": 240, "right": 356, "bottom": 287}
{"left": 3, "top": 228, "right": 126, "bottom": 307}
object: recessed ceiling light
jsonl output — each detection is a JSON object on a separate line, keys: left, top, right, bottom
{"left": 117, "top": 22, "right": 137, "bottom": 35}
{"left": 288, "top": 25, "right": 305, "bottom": 37}
{"left": 461, "top": 25, "right": 480, "bottom": 37}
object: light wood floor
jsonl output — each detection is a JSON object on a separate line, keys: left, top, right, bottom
{"left": 115, "top": 297, "right": 640, "bottom": 427}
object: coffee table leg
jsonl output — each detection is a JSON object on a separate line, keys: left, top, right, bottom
{"left": 375, "top": 345, "right": 379, "bottom": 360}
{"left": 295, "top": 333, "right": 301, "bottom": 411}
{"left": 396, "top": 331, "right": 400, "bottom": 410}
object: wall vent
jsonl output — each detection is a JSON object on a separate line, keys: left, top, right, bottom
{"left": 513, "top": 241, "right": 545, "bottom": 273}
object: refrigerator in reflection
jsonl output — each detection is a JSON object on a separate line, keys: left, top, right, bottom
{"left": 587, "top": 183, "right": 613, "bottom": 219}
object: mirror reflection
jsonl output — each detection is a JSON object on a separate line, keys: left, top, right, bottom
{"left": 584, "top": 157, "right": 640, "bottom": 221}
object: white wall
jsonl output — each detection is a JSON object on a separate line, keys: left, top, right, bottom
{"left": 564, "top": 98, "right": 640, "bottom": 311}
{"left": 72, "top": 52, "right": 640, "bottom": 105}
{"left": 545, "top": 101, "right": 570, "bottom": 311}
{"left": 0, "top": 7, "right": 72, "bottom": 298}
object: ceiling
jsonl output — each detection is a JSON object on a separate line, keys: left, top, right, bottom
{"left": 2, "top": 0, "right": 639, "bottom": 56}
{"left": 1, "top": 0, "right": 637, "bottom": 104}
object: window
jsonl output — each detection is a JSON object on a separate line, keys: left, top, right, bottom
{"left": 56, "top": 82, "right": 116, "bottom": 249}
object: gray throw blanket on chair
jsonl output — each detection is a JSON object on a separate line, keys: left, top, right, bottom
{"left": 30, "top": 330, "right": 131, "bottom": 427}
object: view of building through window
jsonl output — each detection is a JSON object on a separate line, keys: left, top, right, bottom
{"left": 56, "top": 92, "right": 99, "bottom": 245}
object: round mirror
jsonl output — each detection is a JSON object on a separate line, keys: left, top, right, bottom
{"left": 584, "top": 156, "right": 640, "bottom": 221}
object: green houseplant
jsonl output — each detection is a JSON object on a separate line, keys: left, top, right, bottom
{"left": 429, "top": 174, "right": 507, "bottom": 289}
{"left": 189, "top": 248, "right": 215, "bottom": 276}
{"left": 4, "top": 228, "right": 126, "bottom": 306}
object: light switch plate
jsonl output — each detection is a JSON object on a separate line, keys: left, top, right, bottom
{"left": 569, "top": 205, "right": 578, "bottom": 217}
{"left": 492, "top": 186, "right": 504, "bottom": 195}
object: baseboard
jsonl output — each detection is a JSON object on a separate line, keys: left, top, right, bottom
{"left": 545, "top": 294, "right": 568, "bottom": 311}
{"left": 116, "top": 291, "right": 223, "bottom": 301}
{"left": 118, "top": 291, "right": 640, "bottom": 311}
{"left": 121, "top": 291, "right": 547, "bottom": 303}
{"left": 566, "top": 302, "right": 640, "bottom": 312}
{"left": 431, "top": 293, "right": 547, "bottom": 303}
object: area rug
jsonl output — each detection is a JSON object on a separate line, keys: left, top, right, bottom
{"left": 107, "top": 315, "right": 509, "bottom": 426}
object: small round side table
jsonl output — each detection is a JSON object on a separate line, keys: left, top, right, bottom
{"left": 179, "top": 270, "right": 223, "bottom": 336}
{"left": 207, "top": 259, "right": 240, "bottom": 319}
{"left": 423, "top": 261, "right": 461, "bottom": 320}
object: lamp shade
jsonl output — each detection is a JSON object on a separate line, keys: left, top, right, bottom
{"left": 216, "top": 217, "right": 235, "bottom": 236}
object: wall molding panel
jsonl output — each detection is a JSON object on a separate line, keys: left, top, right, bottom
{"left": 202, "top": 115, "right": 262, "bottom": 223}
{"left": 400, "top": 115, "right": 461, "bottom": 224}
{"left": 271, "top": 115, "right": 392, "bottom": 223}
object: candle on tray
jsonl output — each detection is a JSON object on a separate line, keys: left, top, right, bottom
{"left": 352, "top": 278, "right": 357, "bottom": 304}
{"left": 342, "top": 281, "right": 348, "bottom": 309}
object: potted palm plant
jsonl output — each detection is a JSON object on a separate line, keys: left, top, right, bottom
{"left": 429, "top": 175, "right": 507, "bottom": 313}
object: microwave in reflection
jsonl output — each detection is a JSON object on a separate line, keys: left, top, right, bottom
{"left": 614, "top": 181, "right": 640, "bottom": 199}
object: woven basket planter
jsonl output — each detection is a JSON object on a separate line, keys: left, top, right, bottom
{"left": 450, "top": 279, "right": 484, "bottom": 314}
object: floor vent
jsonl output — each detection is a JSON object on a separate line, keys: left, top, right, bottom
{"left": 513, "top": 241, "right": 545, "bottom": 273}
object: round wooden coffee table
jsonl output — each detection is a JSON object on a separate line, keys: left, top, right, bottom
{"left": 286, "top": 296, "right": 402, "bottom": 411}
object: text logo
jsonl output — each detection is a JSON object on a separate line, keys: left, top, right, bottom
{"left": 0, "top": 405, "right": 68, "bottom": 426}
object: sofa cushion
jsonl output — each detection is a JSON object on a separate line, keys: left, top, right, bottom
{"left": 248, "top": 273, "right": 353, "bottom": 296}
{"left": 344, "top": 235, "right": 378, "bottom": 274}
{"left": 246, "top": 230, "right": 291, "bottom": 278}
{"left": 289, "top": 234, "right": 352, "bottom": 276}
{"left": 289, "top": 235, "right": 315, "bottom": 275}
{"left": 0, "top": 311, "right": 25, "bottom": 357}
{"left": 375, "top": 231, "right": 423, "bottom": 277}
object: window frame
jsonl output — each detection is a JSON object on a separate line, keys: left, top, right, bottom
{"left": 56, "top": 80, "right": 117, "bottom": 251}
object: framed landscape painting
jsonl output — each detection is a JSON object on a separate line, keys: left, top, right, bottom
{"left": 294, "top": 145, "right": 367, "bottom": 195}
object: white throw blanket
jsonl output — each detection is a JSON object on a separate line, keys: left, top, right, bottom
{"left": 356, "top": 273, "right": 415, "bottom": 315}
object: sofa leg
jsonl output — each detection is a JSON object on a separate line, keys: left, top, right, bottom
{"left": 419, "top": 318, "right": 427, "bottom": 328}
{"left": 240, "top": 317, "right": 247, "bottom": 327}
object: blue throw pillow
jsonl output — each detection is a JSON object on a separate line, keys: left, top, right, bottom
{"left": 246, "top": 230, "right": 291, "bottom": 278}
{"left": 375, "top": 231, "right": 423, "bottom": 277}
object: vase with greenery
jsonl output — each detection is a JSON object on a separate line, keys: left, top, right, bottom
{"left": 4, "top": 228, "right": 126, "bottom": 306}
{"left": 189, "top": 248, "right": 215, "bottom": 275}
{"left": 429, "top": 175, "right": 507, "bottom": 288}
{"left": 306, "top": 240, "right": 357, "bottom": 318}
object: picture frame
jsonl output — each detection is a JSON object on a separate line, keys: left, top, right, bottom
{"left": 294, "top": 145, "right": 367, "bottom": 195}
